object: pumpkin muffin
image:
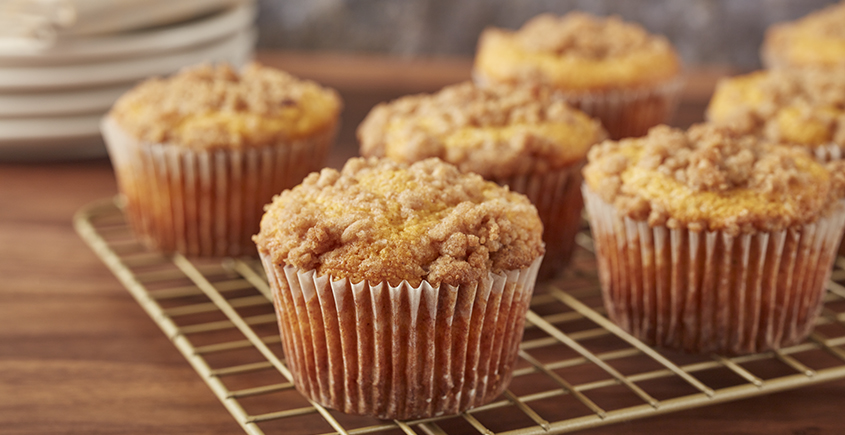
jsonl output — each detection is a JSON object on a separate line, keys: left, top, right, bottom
{"left": 102, "top": 62, "right": 341, "bottom": 257}
{"left": 254, "top": 157, "right": 544, "bottom": 419}
{"left": 472, "top": 12, "right": 683, "bottom": 139}
{"left": 707, "top": 68, "right": 845, "bottom": 162}
{"left": 359, "top": 81, "right": 606, "bottom": 278}
{"left": 762, "top": 1, "right": 845, "bottom": 70}
{"left": 582, "top": 123, "right": 845, "bottom": 355}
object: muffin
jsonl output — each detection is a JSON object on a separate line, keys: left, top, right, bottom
{"left": 707, "top": 68, "right": 845, "bottom": 162}
{"left": 582, "top": 124, "right": 845, "bottom": 355}
{"left": 254, "top": 157, "right": 544, "bottom": 419}
{"left": 762, "top": 1, "right": 845, "bottom": 70}
{"left": 102, "top": 62, "right": 341, "bottom": 257}
{"left": 472, "top": 12, "right": 683, "bottom": 139}
{"left": 358, "top": 81, "right": 606, "bottom": 278}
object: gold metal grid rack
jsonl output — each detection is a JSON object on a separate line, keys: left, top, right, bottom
{"left": 74, "top": 197, "right": 845, "bottom": 435}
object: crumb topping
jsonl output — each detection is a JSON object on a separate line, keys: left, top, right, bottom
{"left": 769, "top": 1, "right": 845, "bottom": 39}
{"left": 358, "top": 82, "right": 606, "bottom": 178}
{"left": 707, "top": 69, "right": 845, "bottom": 147}
{"left": 763, "top": 1, "right": 845, "bottom": 69}
{"left": 109, "top": 62, "right": 342, "bottom": 149}
{"left": 583, "top": 124, "right": 842, "bottom": 234}
{"left": 516, "top": 12, "right": 670, "bottom": 58}
{"left": 254, "top": 157, "right": 545, "bottom": 287}
{"left": 472, "top": 12, "right": 680, "bottom": 90}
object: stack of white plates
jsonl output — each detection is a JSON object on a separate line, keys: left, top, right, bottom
{"left": 0, "top": 2, "right": 256, "bottom": 160}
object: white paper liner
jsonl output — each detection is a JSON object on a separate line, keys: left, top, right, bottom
{"left": 798, "top": 143, "right": 845, "bottom": 255}
{"left": 473, "top": 73, "right": 684, "bottom": 140}
{"left": 556, "top": 77, "right": 685, "bottom": 140}
{"left": 260, "top": 255, "right": 542, "bottom": 420}
{"left": 492, "top": 163, "right": 584, "bottom": 279}
{"left": 101, "top": 116, "right": 336, "bottom": 257}
{"left": 583, "top": 186, "right": 845, "bottom": 355}
{"left": 812, "top": 142, "right": 844, "bottom": 163}
{"left": 760, "top": 45, "right": 785, "bottom": 70}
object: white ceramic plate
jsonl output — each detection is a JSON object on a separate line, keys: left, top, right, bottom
{"left": 0, "top": 3, "right": 256, "bottom": 66}
{"left": 0, "top": 113, "right": 102, "bottom": 141}
{"left": 0, "top": 25, "right": 255, "bottom": 160}
{"left": 0, "top": 84, "right": 132, "bottom": 117}
{"left": 0, "top": 112, "right": 106, "bottom": 160}
{"left": 0, "top": 27, "right": 256, "bottom": 91}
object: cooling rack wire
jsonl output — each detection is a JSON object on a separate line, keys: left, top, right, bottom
{"left": 74, "top": 197, "right": 845, "bottom": 435}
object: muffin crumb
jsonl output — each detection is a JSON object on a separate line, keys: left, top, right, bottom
{"left": 358, "top": 82, "right": 605, "bottom": 178}
{"left": 110, "top": 62, "right": 341, "bottom": 148}
{"left": 255, "top": 157, "right": 545, "bottom": 287}
{"left": 516, "top": 12, "right": 671, "bottom": 59}
{"left": 708, "top": 69, "right": 845, "bottom": 147}
{"left": 584, "top": 124, "right": 841, "bottom": 233}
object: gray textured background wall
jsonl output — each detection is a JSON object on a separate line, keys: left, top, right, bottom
{"left": 254, "top": 0, "right": 839, "bottom": 69}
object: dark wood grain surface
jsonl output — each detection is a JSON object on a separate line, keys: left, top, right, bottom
{"left": 1, "top": 52, "right": 843, "bottom": 435}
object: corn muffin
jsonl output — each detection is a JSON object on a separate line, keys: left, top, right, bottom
{"left": 472, "top": 12, "right": 683, "bottom": 139}
{"left": 707, "top": 68, "right": 845, "bottom": 162}
{"left": 762, "top": 1, "right": 845, "bottom": 70}
{"left": 254, "top": 157, "right": 544, "bottom": 419}
{"left": 359, "top": 81, "right": 605, "bottom": 278}
{"left": 102, "top": 62, "right": 341, "bottom": 257}
{"left": 582, "top": 124, "right": 845, "bottom": 355}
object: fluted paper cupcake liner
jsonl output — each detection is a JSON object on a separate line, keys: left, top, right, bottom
{"left": 557, "top": 77, "right": 685, "bottom": 140}
{"left": 492, "top": 163, "right": 584, "bottom": 279}
{"left": 811, "top": 142, "right": 845, "bottom": 163}
{"left": 473, "top": 74, "right": 684, "bottom": 140}
{"left": 260, "top": 256, "right": 542, "bottom": 420}
{"left": 760, "top": 44, "right": 797, "bottom": 71}
{"left": 583, "top": 186, "right": 845, "bottom": 355}
{"left": 102, "top": 116, "right": 335, "bottom": 257}
{"left": 797, "top": 142, "right": 845, "bottom": 255}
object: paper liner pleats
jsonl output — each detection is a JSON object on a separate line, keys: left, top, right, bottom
{"left": 557, "top": 77, "right": 684, "bottom": 140}
{"left": 812, "top": 142, "right": 844, "bottom": 163}
{"left": 473, "top": 74, "right": 683, "bottom": 140}
{"left": 101, "top": 116, "right": 335, "bottom": 257}
{"left": 492, "top": 164, "right": 584, "bottom": 280}
{"left": 583, "top": 186, "right": 845, "bottom": 355}
{"left": 260, "top": 256, "right": 542, "bottom": 420}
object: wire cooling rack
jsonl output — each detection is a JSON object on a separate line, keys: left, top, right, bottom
{"left": 74, "top": 197, "right": 845, "bottom": 435}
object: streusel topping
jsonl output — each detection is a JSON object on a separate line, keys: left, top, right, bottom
{"left": 473, "top": 12, "right": 681, "bottom": 90}
{"left": 583, "top": 124, "right": 843, "bottom": 234}
{"left": 517, "top": 13, "right": 669, "bottom": 59}
{"left": 707, "top": 69, "right": 845, "bottom": 147}
{"left": 255, "top": 157, "right": 545, "bottom": 287}
{"left": 358, "top": 82, "right": 606, "bottom": 178}
{"left": 763, "top": 1, "right": 845, "bottom": 69}
{"left": 109, "top": 62, "right": 341, "bottom": 149}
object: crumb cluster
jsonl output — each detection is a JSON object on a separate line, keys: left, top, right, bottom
{"left": 708, "top": 69, "right": 845, "bottom": 146}
{"left": 515, "top": 12, "right": 673, "bottom": 59}
{"left": 584, "top": 124, "right": 843, "bottom": 233}
{"left": 110, "top": 62, "right": 341, "bottom": 148}
{"left": 255, "top": 157, "right": 545, "bottom": 287}
{"left": 358, "top": 82, "right": 605, "bottom": 178}
{"left": 771, "top": 1, "right": 845, "bottom": 39}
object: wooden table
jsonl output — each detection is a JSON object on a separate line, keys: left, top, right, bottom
{"left": 1, "top": 52, "right": 843, "bottom": 434}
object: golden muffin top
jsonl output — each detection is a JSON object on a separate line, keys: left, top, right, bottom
{"left": 473, "top": 12, "right": 681, "bottom": 90}
{"left": 357, "top": 82, "right": 606, "bottom": 179}
{"left": 583, "top": 124, "right": 845, "bottom": 234}
{"left": 762, "top": 1, "right": 845, "bottom": 69}
{"left": 109, "top": 62, "right": 342, "bottom": 149}
{"left": 254, "top": 157, "right": 545, "bottom": 287}
{"left": 707, "top": 69, "right": 845, "bottom": 148}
